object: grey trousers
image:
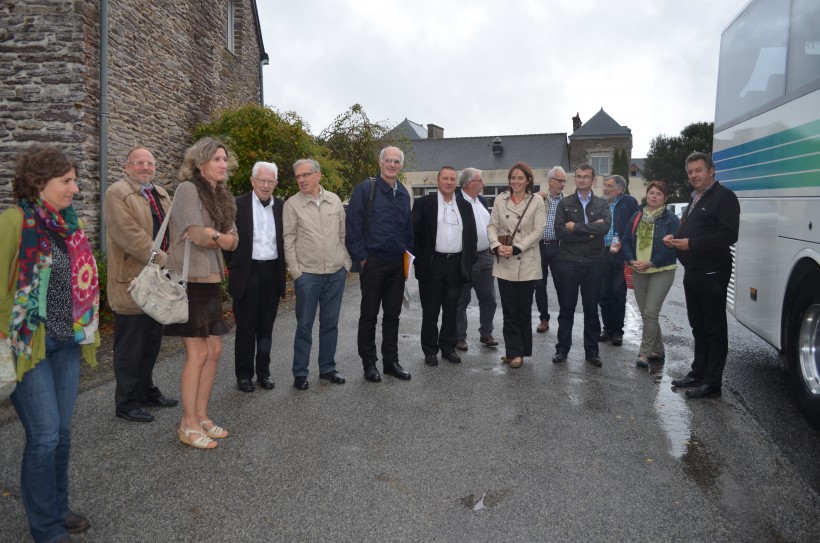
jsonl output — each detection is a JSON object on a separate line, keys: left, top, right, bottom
{"left": 456, "top": 251, "right": 497, "bottom": 340}
{"left": 631, "top": 268, "right": 676, "bottom": 356}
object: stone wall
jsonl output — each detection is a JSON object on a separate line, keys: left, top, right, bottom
{"left": 568, "top": 135, "right": 632, "bottom": 174}
{"left": 0, "top": 0, "right": 264, "bottom": 245}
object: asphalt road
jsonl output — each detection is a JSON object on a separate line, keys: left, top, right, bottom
{"left": 1, "top": 270, "right": 819, "bottom": 542}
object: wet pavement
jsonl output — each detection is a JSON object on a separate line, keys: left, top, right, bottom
{"left": 1, "top": 270, "right": 819, "bottom": 542}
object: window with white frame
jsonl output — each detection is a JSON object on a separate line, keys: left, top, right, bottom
{"left": 226, "top": 0, "right": 235, "bottom": 53}
{"left": 589, "top": 153, "right": 611, "bottom": 176}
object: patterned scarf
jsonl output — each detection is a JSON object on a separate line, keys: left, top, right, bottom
{"left": 636, "top": 206, "right": 665, "bottom": 252}
{"left": 10, "top": 199, "right": 99, "bottom": 365}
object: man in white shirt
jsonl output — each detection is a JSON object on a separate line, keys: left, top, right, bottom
{"left": 223, "top": 162, "right": 286, "bottom": 392}
{"left": 455, "top": 167, "right": 498, "bottom": 351}
{"left": 412, "top": 166, "right": 478, "bottom": 365}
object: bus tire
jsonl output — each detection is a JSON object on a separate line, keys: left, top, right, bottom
{"left": 786, "top": 271, "right": 820, "bottom": 428}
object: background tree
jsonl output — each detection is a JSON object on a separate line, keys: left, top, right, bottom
{"left": 194, "top": 104, "right": 344, "bottom": 198}
{"left": 643, "top": 121, "right": 714, "bottom": 202}
{"left": 612, "top": 149, "right": 631, "bottom": 194}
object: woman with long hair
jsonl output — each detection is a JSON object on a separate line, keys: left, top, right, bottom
{"left": 0, "top": 143, "right": 99, "bottom": 542}
{"left": 487, "top": 162, "right": 546, "bottom": 369}
{"left": 164, "top": 138, "right": 238, "bottom": 449}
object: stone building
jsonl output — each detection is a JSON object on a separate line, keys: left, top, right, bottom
{"left": 0, "top": 0, "right": 268, "bottom": 244}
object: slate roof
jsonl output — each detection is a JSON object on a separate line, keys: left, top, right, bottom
{"left": 403, "top": 133, "right": 569, "bottom": 172}
{"left": 631, "top": 158, "right": 646, "bottom": 172}
{"left": 389, "top": 118, "right": 428, "bottom": 140}
{"left": 570, "top": 108, "right": 631, "bottom": 138}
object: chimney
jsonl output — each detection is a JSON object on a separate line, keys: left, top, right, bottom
{"left": 572, "top": 112, "right": 582, "bottom": 132}
{"left": 492, "top": 137, "right": 503, "bottom": 155}
{"left": 427, "top": 123, "right": 444, "bottom": 139}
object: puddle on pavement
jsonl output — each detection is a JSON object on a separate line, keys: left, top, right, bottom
{"left": 461, "top": 490, "right": 508, "bottom": 511}
{"left": 654, "top": 375, "right": 692, "bottom": 458}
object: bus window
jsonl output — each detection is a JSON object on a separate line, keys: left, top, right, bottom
{"left": 786, "top": 0, "right": 820, "bottom": 94}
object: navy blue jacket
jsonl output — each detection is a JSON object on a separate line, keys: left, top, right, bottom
{"left": 609, "top": 194, "right": 641, "bottom": 262}
{"left": 622, "top": 208, "right": 680, "bottom": 267}
{"left": 345, "top": 175, "right": 413, "bottom": 263}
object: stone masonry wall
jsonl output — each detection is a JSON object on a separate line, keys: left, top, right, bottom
{"left": 569, "top": 135, "right": 633, "bottom": 175}
{"left": 1, "top": 0, "right": 264, "bottom": 245}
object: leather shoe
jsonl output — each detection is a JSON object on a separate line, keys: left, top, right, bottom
{"left": 536, "top": 319, "right": 549, "bottom": 333}
{"left": 685, "top": 384, "right": 722, "bottom": 399}
{"left": 480, "top": 335, "right": 498, "bottom": 347}
{"left": 383, "top": 362, "right": 411, "bottom": 380}
{"left": 671, "top": 376, "right": 701, "bottom": 388}
{"left": 363, "top": 365, "right": 382, "bottom": 382}
{"left": 552, "top": 351, "right": 567, "bottom": 363}
{"left": 424, "top": 354, "right": 439, "bottom": 366}
{"left": 319, "top": 370, "right": 346, "bottom": 384}
{"left": 237, "top": 378, "right": 255, "bottom": 392}
{"left": 443, "top": 352, "right": 461, "bottom": 364}
{"left": 586, "top": 355, "right": 602, "bottom": 367}
{"left": 611, "top": 334, "right": 623, "bottom": 346}
{"left": 598, "top": 331, "right": 612, "bottom": 342}
{"left": 455, "top": 340, "right": 468, "bottom": 351}
{"left": 293, "top": 376, "right": 309, "bottom": 390}
{"left": 115, "top": 408, "right": 154, "bottom": 423}
{"left": 65, "top": 511, "right": 91, "bottom": 533}
{"left": 258, "top": 376, "right": 275, "bottom": 390}
{"left": 636, "top": 356, "right": 649, "bottom": 368}
{"left": 142, "top": 394, "right": 178, "bottom": 408}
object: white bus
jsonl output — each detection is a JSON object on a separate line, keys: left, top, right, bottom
{"left": 713, "top": 0, "right": 820, "bottom": 425}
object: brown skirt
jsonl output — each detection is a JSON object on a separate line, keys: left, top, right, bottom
{"left": 164, "top": 282, "right": 231, "bottom": 338}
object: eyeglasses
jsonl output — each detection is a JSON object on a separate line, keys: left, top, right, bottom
{"left": 127, "top": 160, "right": 155, "bottom": 167}
{"left": 294, "top": 171, "right": 316, "bottom": 180}
{"left": 575, "top": 175, "right": 594, "bottom": 180}
{"left": 444, "top": 204, "right": 460, "bottom": 226}
{"left": 550, "top": 178, "right": 567, "bottom": 183}
{"left": 254, "top": 177, "right": 277, "bottom": 186}
{"left": 382, "top": 158, "right": 402, "bottom": 166}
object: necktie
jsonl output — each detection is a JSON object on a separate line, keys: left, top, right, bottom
{"left": 142, "top": 187, "right": 168, "bottom": 252}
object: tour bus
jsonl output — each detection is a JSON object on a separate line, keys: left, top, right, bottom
{"left": 712, "top": 0, "right": 820, "bottom": 425}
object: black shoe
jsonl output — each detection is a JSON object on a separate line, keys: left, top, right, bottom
{"left": 258, "top": 376, "right": 275, "bottom": 390}
{"left": 363, "top": 365, "right": 382, "bottom": 382}
{"left": 142, "top": 394, "right": 178, "bottom": 408}
{"left": 115, "top": 408, "right": 154, "bottom": 423}
{"left": 319, "top": 370, "right": 346, "bottom": 384}
{"left": 585, "top": 355, "right": 602, "bottom": 367}
{"left": 685, "top": 384, "right": 722, "bottom": 399}
{"left": 237, "top": 378, "right": 255, "bottom": 392}
{"left": 455, "top": 340, "right": 468, "bottom": 351}
{"left": 383, "top": 362, "right": 411, "bottom": 380}
{"left": 443, "top": 352, "right": 461, "bottom": 364}
{"left": 293, "top": 376, "right": 309, "bottom": 391}
{"left": 671, "top": 376, "right": 701, "bottom": 388}
{"left": 552, "top": 351, "right": 567, "bottom": 363}
{"left": 598, "top": 331, "right": 612, "bottom": 342}
{"left": 648, "top": 352, "right": 666, "bottom": 362}
{"left": 424, "top": 354, "right": 439, "bottom": 366}
{"left": 636, "top": 356, "right": 649, "bottom": 368}
{"left": 611, "top": 334, "right": 623, "bottom": 346}
{"left": 65, "top": 511, "right": 91, "bottom": 533}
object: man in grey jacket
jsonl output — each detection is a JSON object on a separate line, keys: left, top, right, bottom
{"left": 552, "top": 163, "right": 612, "bottom": 367}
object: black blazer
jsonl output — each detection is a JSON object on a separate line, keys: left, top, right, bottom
{"left": 412, "top": 193, "right": 478, "bottom": 283}
{"left": 223, "top": 192, "right": 286, "bottom": 301}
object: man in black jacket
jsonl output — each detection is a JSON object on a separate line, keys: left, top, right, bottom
{"left": 413, "top": 166, "right": 478, "bottom": 365}
{"left": 665, "top": 151, "right": 739, "bottom": 399}
{"left": 553, "top": 164, "right": 611, "bottom": 367}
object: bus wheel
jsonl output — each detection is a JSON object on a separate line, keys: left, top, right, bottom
{"left": 787, "top": 272, "right": 820, "bottom": 428}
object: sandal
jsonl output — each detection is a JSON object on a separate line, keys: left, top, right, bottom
{"left": 178, "top": 425, "right": 217, "bottom": 449}
{"left": 509, "top": 357, "right": 523, "bottom": 369}
{"left": 648, "top": 352, "right": 666, "bottom": 362}
{"left": 200, "top": 420, "right": 228, "bottom": 439}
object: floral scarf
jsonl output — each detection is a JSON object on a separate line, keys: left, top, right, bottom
{"left": 10, "top": 199, "right": 99, "bottom": 366}
{"left": 636, "top": 206, "right": 665, "bottom": 252}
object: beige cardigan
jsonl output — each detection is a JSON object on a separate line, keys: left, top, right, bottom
{"left": 487, "top": 191, "right": 546, "bottom": 282}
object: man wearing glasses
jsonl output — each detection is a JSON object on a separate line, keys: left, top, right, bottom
{"left": 223, "top": 162, "right": 286, "bottom": 392}
{"left": 412, "top": 166, "right": 478, "bottom": 366}
{"left": 283, "top": 159, "right": 350, "bottom": 390}
{"left": 552, "top": 164, "right": 611, "bottom": 367}
{"left": 104, "top": 146, "right": 178, "bottom": 422}
{"left": 534, "top": 166, "right": 568, "bottom": 334}
{"left": 346, "top": 147, "right": 414, "bottom": 382}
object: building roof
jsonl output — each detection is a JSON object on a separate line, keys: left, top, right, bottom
{"left": 389, "top": 118, "right": 428, "bottom": 140}
{"left": 403, "top": 133, "right": 569, "bottom": 172}
{"left": 570, "top": 108, "right": 631, "bottom": 138}
{"left": 631, "top": 158, "right": 646, "bottom": 172}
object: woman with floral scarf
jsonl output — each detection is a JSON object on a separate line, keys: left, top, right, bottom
{"left": 622, "top": 180, "right": 680, "bottom": 368}
{"left": 0, "top": 144, "right": 99, "bottom": 543}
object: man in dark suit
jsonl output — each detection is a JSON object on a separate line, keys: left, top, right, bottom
{"left": 412, "top": 166, "right": 478, "bottom": 366}
{"left": 223, "top": 161, "right": 286, "bottom": 392}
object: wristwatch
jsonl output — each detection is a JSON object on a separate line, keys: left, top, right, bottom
{"left": 212, "top": 231, "right": 220, "bottom": 241}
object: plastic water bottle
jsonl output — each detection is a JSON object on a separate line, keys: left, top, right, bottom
{"left": 610, "top": 233, "right": 620, "bottom": 253}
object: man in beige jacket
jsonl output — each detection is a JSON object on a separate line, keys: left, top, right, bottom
{"left": 104, "top": 146, "right": 178, "bottom": 423}
{"left": 283, "top": 159, "right": 352, "bottom": 390}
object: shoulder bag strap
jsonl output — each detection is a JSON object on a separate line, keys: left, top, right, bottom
{"left": 151, "top": 196, "right": 190, "bottom": 283}
{"left": 511, "top": 193, "right": 535, "bottom": 240}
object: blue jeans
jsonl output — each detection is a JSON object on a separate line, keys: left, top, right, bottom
{"left": 556, "top": 260, "right": 603, "bottom": 356}
{"left": 293, "top": 268, "right": 347, "bottom": 377}
{"left": 11, "top": 336, "right": 81, "bottom": 543}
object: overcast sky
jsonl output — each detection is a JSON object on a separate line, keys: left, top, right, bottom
{"left": 257, "top": 0, "right": 750, "bottom": 158}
